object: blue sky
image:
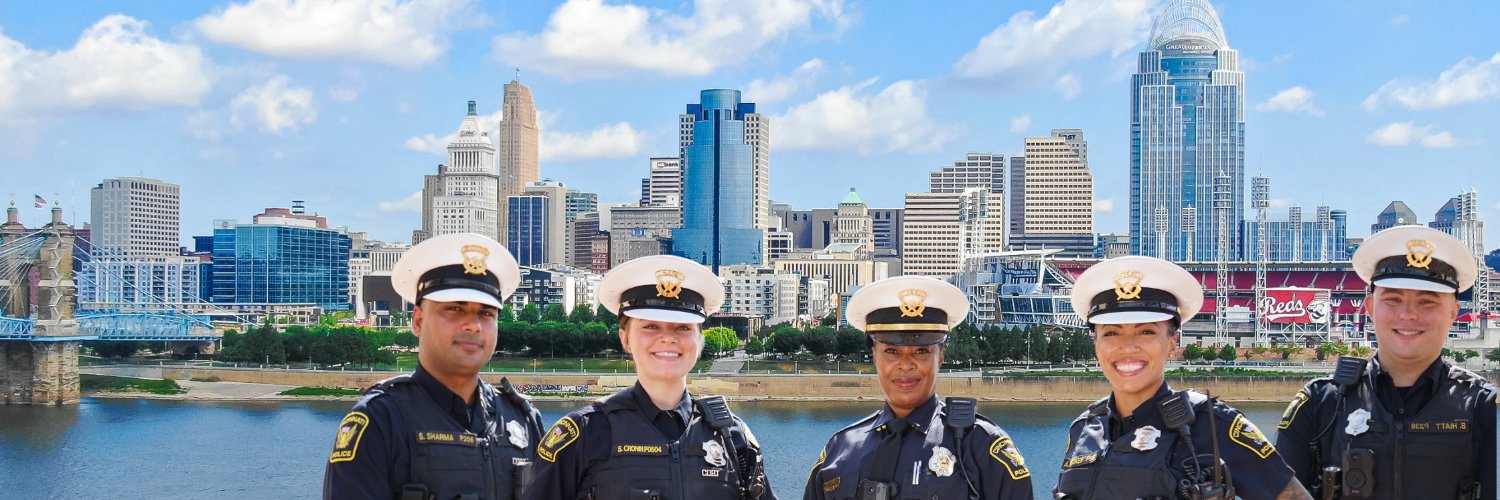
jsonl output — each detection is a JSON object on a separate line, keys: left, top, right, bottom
{"left": 2, "top": 0, "right": 1498, "bottom": 251}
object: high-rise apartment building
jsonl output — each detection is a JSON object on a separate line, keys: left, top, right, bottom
{"left": 639, "top": 157, "right": 683, "bottom": 207}
{"left": 497, "top": 78, "right": 539, "bottom": 244}
{"left": 1130, "top": 0, "right": 1244, "bottom": 261}
{"left": 89, "top": 177, "right": 181, "bottom": 256}
{"left": 415, "top": 101, "right": 500, "bottom": 243}
{"left": 672, "top": 89, "right": 768, "bottom": 271}
{"left": 1010, "top": 130, "right": 1094, "bottom": 256}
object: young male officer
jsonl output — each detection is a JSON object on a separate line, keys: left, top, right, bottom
{"left": 804, "top": 275, "right": 1033, "bottom": 500}
{"left": 323, "top": 233, "right": 544, "bottom": 500}
{"left": 1275, "top": 225, "right": 1496, "bottom": 499}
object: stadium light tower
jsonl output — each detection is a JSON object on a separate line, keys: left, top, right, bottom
{"left": 1253, "top": 176, "right": 1269, "bottom": 345}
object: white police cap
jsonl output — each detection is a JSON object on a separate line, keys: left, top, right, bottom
{"left": 391, "top": 233, "right": 520, "bottom": 309}
{"left": 1069, "top": 256, "right": 1203, "bottom": 326}
{"left": 596, "top": 255, "right": 725, "bottom": 324}
{"left": 1353, "top": 225, "right": 1476, "bottom": 294}
{"left": 845, "top": 276, "right": 969, "bottom": 346}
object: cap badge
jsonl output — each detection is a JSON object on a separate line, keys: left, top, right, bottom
{"left": 1112, "top": 270, "right": 1144, "bottom": 300}
{"left": 655, "top": 269, "right": 684, "bottom": 298}
{"left": 1404, "top": 239, "right": 1435, "bottom": 269}
{"left": 460, "top": 244, "right": 490, "bottom": 275}
{"left": 898, "top": 288, "right": 928, "bottom": 317}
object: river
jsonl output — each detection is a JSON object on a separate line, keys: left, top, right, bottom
{"left": 0, "top": 397, "right": 1414, "bottom": 499}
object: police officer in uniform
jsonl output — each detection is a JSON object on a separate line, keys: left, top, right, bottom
{"left": 804, "top": 275, "right": 1033, "bottom": 500}
{"left": 524, "top": 255, "right": 775, "bottom": 500}
{"left": 1055, "top": 256, "right": 1312, "bottom": 500}
{"left": 323, "top": 233, "right": 544, "bottom": 500}
{"left": 1275, "top": 226, "right": 1496, "bottom": 500}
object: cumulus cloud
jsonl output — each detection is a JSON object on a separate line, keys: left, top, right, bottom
{"left": 404, "top": 107, "right": 504, "bottom": 155}
{"left": 1010, "top": 114, "right": 1032, "bottom": 134}
{"left": 1256, "top": 86, "right": 1324, "bottom": 117}
{"left": 1095, "top": 198, "right": 1115, "bottom": 213}
{"left": 1055, "top": 74, "right": 1081, "bottom": 99}
{"left": 378, "top": 191, "right": 423, "bottom": 213}
{"left": 953, "top": 0, "right": 1152, "bottom": 85}
{"left": 1365, "top": 122, "right": 1460, "bottom": 148}
{"left": 194, "top": 0, "right": 484, "bottom": 68}
{"left": 774, "top": 78, "right": 955, "bottom": 155}
{"left": 744, "top": 58, "right": 826, "bottom": 104}
{"left": 541, "top": 122, "right": 644, "bottom": 161}
{"left": 0, "top": 15, "right": 211, "bottom": 122}
{"left": 1363, "top": 53, "right": 1500, "bottom": 111}
{"left": 493, "top": 0, "right": 850, "bottom": 79}
{"left": 230, "top": 75, "right": 317, "bottom": 134}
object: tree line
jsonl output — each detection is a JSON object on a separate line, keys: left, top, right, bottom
{"left": 748, "top": 323, "right": 1096, "bottom": 366}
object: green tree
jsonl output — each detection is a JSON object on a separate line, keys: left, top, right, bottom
{"left": 703, "top": 327, "right": 739, "bottom": 357}
{"left": 394, "top": 331, "right": 418, "bottom": 348}
{"left": 1182, "top": 345, "right": 1202, "bottom": 362}
{"left": 518, "top": 303, "right": 542, "bottom": 323}
{"left": 1274, "top": 342, "right": 1302, "bottom": 360}
{"left": 803, "top": 327, "right": 838, "bottom": 357}
{"left": 568, "top": 303, "right": 596, "bottom": 324}
{"left": 542, "top": 304, "right": 567, "bottom": 322}
{"left": 767, "top": 328, "right": 804, "bottom": 357}
{"left": 745, "top": 335, "right": 766, "bottom": 356}
{"left": 1487, "top": 347, "right": 1500, "bottom": 365}
{"left": 92, "top": 340, "right": 146, "bottom": 358}
{"left": 819, "top": 311, "right": 838, "bottom": 327}
{"left": 1218, "top": 344, "right": 1238, "bottom": 362}
{"left": 498, "top": 305, "right": 516, "bottom": 322}
{"left": 834, "top": 328, "right": 867, "bottom": 358}
{"left": 1066, "top": 330, "right": 1094, "bottom": 362}
{"left": 595, "top": 304, "right": 617, "bottom": 327}
{"left": 1025, "top": 326, "right": 1048, "bottom": 363}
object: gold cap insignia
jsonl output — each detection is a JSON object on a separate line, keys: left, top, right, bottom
{"left": 460, "top": 244, "right": 490, "bottom": 275}
{"left": 655, "top": 269, "right": 685, "bottom": 298}
{"left": 898, "top": 288, "right": 928, "bottom": 317}
{"left": 1113, "top": 270, "right": 1144, "bottom": 300}
{"left": 1404, "top": 239, "right": 1435, "bottom": 269}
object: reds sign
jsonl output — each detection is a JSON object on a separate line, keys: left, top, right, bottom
{"left": 1258, "top": 288, "right": 1332, "bottom": 324}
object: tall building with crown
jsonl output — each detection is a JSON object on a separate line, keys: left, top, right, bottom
{"left": 415, "top": 101, "right": 500, "bottom": 244}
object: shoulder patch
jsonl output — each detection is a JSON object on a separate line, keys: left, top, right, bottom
{"left": 329, "top": 412, "right": 370, "bottom": 463}
{"left": 1277, "top": 389, "right": 1310, "bottom": 430}
{"left": 988, "top": 435, "right": 1030, "bottom": 480}
{"left": 807, "top": 446, "right": 827, "bottom": 484}
{"left": 537, "top": 416, "right": 581, "bottom": 463}
{"left": 1228, "top": 413, "right": 1275, "bottom": 459}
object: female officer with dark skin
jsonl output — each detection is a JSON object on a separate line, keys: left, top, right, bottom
{"left": 1054, "top": 256, "right": 1312, "bottom": 500}
{"left": 524, "top": 255, "right": 775, "bottom": 500}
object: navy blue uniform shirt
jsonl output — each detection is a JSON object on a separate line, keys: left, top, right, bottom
{"left": 804, "top": 396, "right": 1033, "bottom": 500}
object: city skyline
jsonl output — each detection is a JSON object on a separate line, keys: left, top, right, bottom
{"left": 3, "top": 1, "right": 1499, "bottom": 250}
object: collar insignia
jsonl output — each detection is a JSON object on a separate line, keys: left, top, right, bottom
{"left": 655, "top": 269, "right": 684, "bottom": 298}
{"left": 1113, "top": 270, "right": 1144, "bottom": 300}
{"left": 460, "top": 244, "right": 490, "bottom": 275}
{"left": 898, "top": 288, "right": 928, "bottom": 317}
{"left": 1404, "top": 239, "right": 1435, "bottom": 269}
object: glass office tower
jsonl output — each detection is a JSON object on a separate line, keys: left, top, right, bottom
{"left": 672, "top": 89, "right": 766, "bottom": 271}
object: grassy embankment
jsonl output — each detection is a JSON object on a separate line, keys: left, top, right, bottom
{"left": 80, "top": 374, "right": 185, "bottom": 395}
{"left": 280, "top": 386, "right": 364, "bottom": 397}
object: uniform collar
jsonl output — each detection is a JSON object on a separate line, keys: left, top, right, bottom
{"left": 412, "top": 363, "right": 486, "bottom": 429}
{"left": 875, "top": 395, "right": 941, "bottom": 434}
{"left": 1368, "top": 353, "right": 1445, "bottom": 388}
{"left": 1104, "top": 382, "right": 1173, "bottom": 430}
{"left": 627, "top": 382, "right": 694, "bottom": 422}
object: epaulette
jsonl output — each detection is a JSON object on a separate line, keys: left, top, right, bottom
{"left": 594, "top": 390, "right": 635, "bottom": 412}
{"left": 364, "top": 374, "right": 414, "bottom": 395}
{"left": 834, "top": 410, "right": 882, "bottom": 436}
{"left": 1084, "top": 395, "right": 1111, "bottom": 418}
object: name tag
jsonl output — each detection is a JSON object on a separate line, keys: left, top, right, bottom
{"left": 1062, "top": 452, "right": 1098, "bottom": 468}
{"left": 1409, "top": 420, "right": 1469, "bottom": 433}
{"left": 616, "top": 444, "right": 667, "bottom": 456}
{"left": 416, "top": 431, "right": 479, "bottom": 446}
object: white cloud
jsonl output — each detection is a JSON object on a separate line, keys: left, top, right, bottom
{"left": 953, "top": 0, "right": 1152, "bottom": 85}
{"left": 774, "top": 78, "right": 956, "bottom": 155}
{"left": 231, "top": 75, "right": 317, "bottom": 134}
{"left": 1256, "top": 86, "right": 1324, "bottom": 117}
{"left": 541, "top": 122, "right": 644, "bottom": 161}
{"left": 378, "top": 191, "right": 423, "bottom": 213}
{"left": 1010, "top": 114, "right": 1032, "bottom": 134}
{"left": 194, "top": 0, "right": 483, "bottom": 68}
{"left": 1365, "top": 122, "right": 1461, "bottom": 148}
{"left": 1391, "top": 14, "right": 1409, "bottom": 25}
{"left": 744, "top": 58, "right": 826, "bottom": 104}
{"left": 327, "top": 87, "right": 360, "bottom": 102}
{"left": 493, "top": 0, "right": 851, "bottom": 79}
{"left": 1363, "top": 53, "right": 1500, "bottom": 111}
{"left": 404, "top": 133, "right": 452, "bottom": 155}
{"left": 1055, "top": 74, "right": 1081, "bottom": 99}
{"left": 0, "top": 15, "right": 211, "bottom": 122}
{"left": 1095, "top": 198, "right": 1115, "bottom": 213}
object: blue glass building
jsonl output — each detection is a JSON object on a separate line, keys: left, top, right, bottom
{"left": 210, "top": 214, "right": 352, "bottom": 310}
{"left": 1239, "top": 208, "right": 1349, "bottom": 262}
{"left": 507, "top": 195, "right": 548, "bottom": 267}
{"left": 672, "top": 89, "right": 766, "bottom": 271}
{"left": 1130, "top": 0, "right": 1244, "bottom": 261}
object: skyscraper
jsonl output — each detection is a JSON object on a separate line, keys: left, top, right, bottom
{"left": 672, "top": 89, "right": 768, "bottom": 271}
{"left": 1130, "top": 0, "right": 1244, "bottom": 261}
{"left": 640, "top": 157, "right": 683, "bottom": 207}
{"left": 497, "top": 78, "right": 539, "bottom": 244}
{"left": 80, "top": 177, "right": 206, "bottom": 312}
{"left": 1011, "top": 130, "right": 1095, "bottom": 256}
{"left": 415, "top": 101, "right": 500, "bottom": 243}
{"left": 211, "top": 207, "right": 352, "bottom": 310}
{"left": 507, "top": 180, "right": 568, "bottom": 267}
{"left": 89, "top": 177, "right": 181, "bottom": 256}
{"left": 1371, "top": 200, "right": 1419, "bottom": 233}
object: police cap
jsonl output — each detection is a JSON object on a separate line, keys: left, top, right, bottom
{"left": 392, "top": 233, "right": 520, "bottom": 309}
{"left": 1069, "top": 256, "right": 1203, "bottom": 327}
{"left": 846, "top": 276, "right": 968, "bottom": 346}
{"left": 597, "top": 255, "right": 725, "bottom": 324}
{"left": 1353, "top": 225, "right": 1477, "bottom": 294}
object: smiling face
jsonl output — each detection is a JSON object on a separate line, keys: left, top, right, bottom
{"left": 413, "top": 300, "right": 499, "bottom": 378}
{"left": 619, "top": 316, "right": 703, "bottom": 384}
{"left": 872, "top": 341, "right": 943, "bottom": 418}
{"left": 1367, "top": 286, "right": 1458, "bottom": 374}
{"left": 1094, "top": 321, "right": 1176, "bottom": 414}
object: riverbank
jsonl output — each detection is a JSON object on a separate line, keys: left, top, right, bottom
{"left": 79, "top": 365, "right": 1341, "bottom": 403}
